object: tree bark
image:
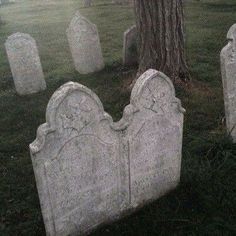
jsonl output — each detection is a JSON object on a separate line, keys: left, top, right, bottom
{"left": 134, "top": 0, "right": 190, "bottom": 81}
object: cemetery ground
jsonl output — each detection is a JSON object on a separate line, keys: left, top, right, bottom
{"left": 0, "top": 0, "right": 236, "bottom": 235}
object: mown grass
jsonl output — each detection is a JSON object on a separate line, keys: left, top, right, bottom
{"left": 0, "top": 0, "right": 236, "bottom": 235}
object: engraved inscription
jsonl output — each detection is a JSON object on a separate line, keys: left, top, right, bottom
{"left": 128, "top": 70, "right": 184, "bottom": 206}
{"left": 45, "top": 134, "right": 120, "bottom": 234}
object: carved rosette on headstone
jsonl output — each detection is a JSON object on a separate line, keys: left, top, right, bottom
{"left": 5, "top": 33, "right": 46, "bottom": 95}
{"left": 123, "top": 25, "right": 138, "bottom": 66}
{"left": 66, "top": 11, "right": 104, "bottom": 74}
{"left": 30, "top": 69, "right": 185, "bottom": 236}
{"left": 221, "top": 24, "right": 236, "bottom": 142}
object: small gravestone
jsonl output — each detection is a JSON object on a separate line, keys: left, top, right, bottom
{"left": 67, "top": 11, "right": 104, "bottom": 74}
{"left": 123, "top": 25, "right": 138, "bottom": 66}
{"left": 221, "top": 24, "right": 236, "bottom": 142}
{"left": 112, "top": 0, "right": 133, "bottom": 5}
{"left": 30, "top": 69, "right": 185, "bottom": 236}
{"left": 83, "top": 0, "right": 92, "bottom": 7}
{"left": 0, "top": 0, "right": 15, "bottom": 5}
{"left": 5, "top": 33, "right": 46, "bottom": 95}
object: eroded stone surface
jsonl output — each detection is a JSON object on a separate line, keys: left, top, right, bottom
{"left": 127, "top": 70, "right": 185, "bottom": 206}
{"left": 221, "top": 24, "right": 236, "bottom": 142}
{"left": 123, "top": 25, "right": 138, "bottom": 66}
{"left": 67, "top": 12, "right": 104, "bottom": 74}
{"left": 5, "top": 33, "right": 46, "bottom": 95}
{"left": 30, "top": 69, "right": 185, "bottom": 236}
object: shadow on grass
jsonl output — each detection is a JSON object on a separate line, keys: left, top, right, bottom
{"left": 90, "top": 134, "right": 236, "bottom": 235}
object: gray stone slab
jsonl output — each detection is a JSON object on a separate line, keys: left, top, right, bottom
{"left": 67, "top": 11, "right": 104, "bottom": 74}
{"left": 126, "top": 70, "right": 185, "bottom": 206}
{"left": 221, "top": 24, "right": 236, "bottom": 142}
{"left": 30, "top": 69, "right": 185, "bottom": 236}
{"left": 123, "top": 25, "right": 138, "bottom": 66}
{"left": 5, "top": 33, "right": 46, "bottom": 95}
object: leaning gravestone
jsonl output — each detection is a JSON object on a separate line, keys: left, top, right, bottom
{"left": 67, "top": 11, "right": 104, "bottom": 74}
{"left": 123, "top": 25, "right": 138, "bottom": 66}
{"left": 5, "top": 33, "right": 46, "bottom": 95}
{"left": 30, "top": 69, "right": 185, "bottom": 236}
{"left": 221, "top": 24, "right": 236, "bottom": 142}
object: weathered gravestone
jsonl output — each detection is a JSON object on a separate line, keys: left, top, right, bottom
{"left": 221, "top": 24, "right": 236, "bottom": 142}
{"left": 5, "top": 33, "right": 46, "bottom": 95}
{"left": 123, "top": 25, "right": 138, "bottom": 66}
{"left": 67, "top": 11, "right": 104, "bottom": 74}
{"left": 30, "top": 69, "right": 185, "bottom": 236}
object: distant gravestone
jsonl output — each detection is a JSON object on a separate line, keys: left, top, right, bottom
{"left": 112, "top": 0, "right": 133, "bottom": 5}
{"left": 30, "top": 69, "right": 185, "bottom": 236}
{"left": 221, "top": 24, "right": 236, "bottom": 142}
{"left": 5, "top": 33, "right": 46, "bottom": 95}
{"left": 123, "top": 25, "right": 138, "bottom": 66}
{"left": 0, "top": 0, "right": 15, "bottom": 5}
{"left": 67, "top": 11, "right": 104, "bottom": 74}
{"left": 83, "top": 0, "right": 92, "bottom": 7}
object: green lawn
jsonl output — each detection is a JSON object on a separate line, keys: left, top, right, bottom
{"left": 0, "top": 0, "right": 236, "bottom": 235}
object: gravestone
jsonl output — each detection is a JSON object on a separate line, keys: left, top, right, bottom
{"left": 221, "top": 24, "right": 236, "bottom": 142}
{"left": 30, "top": 69, "right": 185, "bottom": 236}
{"left": 0, "top": 0, "right": 15, "bottom": 6}
{"left": 83, "top": 0, "right": 92, "bottom": 7}
{"left": 112, "top": 0, "right": 133, "bottom": 5}
{"left": 123, "top": 25, "right": 138, "bottom": 66}
{"left": 67, "top": 11, "right": 104, "bottom": 74}
{"left": 5, "top": 33, "right": 46, "bottom": 95}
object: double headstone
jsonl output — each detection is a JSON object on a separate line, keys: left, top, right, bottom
{"left": 5, "top": 33, "right": 46, "bottom": 95}
{"left": 67, "top": 12, "right": 104, "bottom": 74}
{"left": 30, "top": 69, "right": 185, "bottom": 236}
{"left": 221, "top": 24, "right": 236, "bottom": 142}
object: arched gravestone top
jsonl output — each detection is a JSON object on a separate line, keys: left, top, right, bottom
{"left": 5, "top": 32, "right": 46, "bottom": 95}
{"left": 221, "top": 24, "right": 236, "bottom": 142}
{"left": 66, "top": 11, "right": 104, "bottom": 74}
{"left": 6, "top": 32, "right": 35, "bottom": 44}
{"left": 30, "top": 69, "right": 185, "bottom": 236}
{"left": 30, "top": 82, "right": 105, "bottom": 153}
{"left": 227, "top": 24, "right": 236, "bottom": 42}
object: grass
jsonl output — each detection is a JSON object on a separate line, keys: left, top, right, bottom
{"left": 0, "top": 0, "right": 236, "bottom": 235}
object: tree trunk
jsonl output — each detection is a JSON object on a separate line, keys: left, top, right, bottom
{"left": 134, "top": 0, "right": 190, "bottom": 81}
